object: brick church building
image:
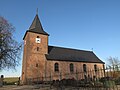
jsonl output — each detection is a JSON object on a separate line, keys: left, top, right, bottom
{"left": 21, "top": 14, "right": 105, "bottom": 84}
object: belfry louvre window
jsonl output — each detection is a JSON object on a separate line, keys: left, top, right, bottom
{"left": 54, "top": 63, "right": 59, "bottom": 72}
{"left": 83, "top": 64, "right": 87, "bottom": 72}
{"left": 70, "top": 63, "right": 74, "bottom": 72}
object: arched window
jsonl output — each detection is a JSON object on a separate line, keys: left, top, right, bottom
{"left": 54, "top": 63, "right": 59, "bottom": 72}
{"left": 70, "top": 63, "right": 74, "bottom": 72}
{"left": 83, "top": 64, "right": 87, "bottom": 72}
{"left": 94, "top": 64, "right": 97, "bottom": 72}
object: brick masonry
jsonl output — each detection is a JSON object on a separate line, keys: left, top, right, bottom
{"left": 22, "top": 31, "right": 104, "bottom": 84}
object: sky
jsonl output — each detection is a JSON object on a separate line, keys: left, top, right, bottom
{"left": 0, "top": 0, "right": 120, "bottom": 77}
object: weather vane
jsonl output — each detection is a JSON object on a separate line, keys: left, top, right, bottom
{"left": 91, "top": 48, "right": 93, "bottom": 52}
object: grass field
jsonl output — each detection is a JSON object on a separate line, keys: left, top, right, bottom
{"left": 3, "top": 77, "right": 19, "bottom": 85}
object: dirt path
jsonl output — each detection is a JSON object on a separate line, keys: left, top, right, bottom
{"left": 0, "top": 85, "right": 34, "bottom": 90}
{"left": 0, "top": 85, "right": 120, "bottom": 90}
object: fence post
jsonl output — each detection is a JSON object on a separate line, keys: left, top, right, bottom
{"left": 59, "top": 72, "right": 62, "bottom": 80}
{"left": 50, "top": 72, "right": 52, "bottom": 82}
{"left": 76, "top": 70, "right": 78, "bottom": 80}
{"left": 103, "top": 64, "right": 105, "bottom": 77}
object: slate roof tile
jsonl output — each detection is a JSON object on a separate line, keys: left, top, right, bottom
{"left": 46, "top": 46, "right": 104, "bottom": 63}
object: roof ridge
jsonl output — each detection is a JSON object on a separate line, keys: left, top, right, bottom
{"left": 48, "top": 45, "right": 92, "bottom": 52}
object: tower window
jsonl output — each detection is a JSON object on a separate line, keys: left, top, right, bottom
{"left": 37, "top": 47, "right": 39, "bottom": 51}
{"left": 36, "top": 63, "right": 38, "bottom": 67}
{"left": 70, "top": 63, "right": 74, "bottom": 72}
{"left": 37, "top": 36, "right": 39, "bottom": 38}
{"left": 54, "top": 63, "right": 59, "bottom": 72}
{"left": 83, "top": 64, "right": 87, "bottom": 72}
{"left": 36, "top": 36, "right": 41, "bottom": 43}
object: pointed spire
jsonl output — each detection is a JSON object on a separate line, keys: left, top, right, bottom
{"left": 23, "top": 12, "right": 49, "bottom": 40}
{"left": 28, "top": 13, "right": 49, "bottom": 36}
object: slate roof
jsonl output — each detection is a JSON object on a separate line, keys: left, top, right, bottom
{"left": 23, "top": 14, "right": 49, "bottom": 40}
{"left": 46, "top": 46, "right": 104, "bottom": 63}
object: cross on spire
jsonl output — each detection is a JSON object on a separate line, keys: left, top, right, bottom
{"left": 36, "top": 8, "right": 38, "bottom": 15}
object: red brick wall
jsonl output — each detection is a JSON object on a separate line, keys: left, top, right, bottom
{"left": 22, "top": 32, "right": 48, "bottom": 84}
{"left": 45, "top": 60, "right": 104, "bottom": 80}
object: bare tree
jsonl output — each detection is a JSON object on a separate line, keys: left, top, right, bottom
{"left": 0, "top": 16, "right": 22, "bottom": 70}
{"left": 107, "top": 56, "right": 120, "bottom": 71}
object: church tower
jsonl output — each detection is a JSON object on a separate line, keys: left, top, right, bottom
{"left": 22, "top": 14, "right": 49, "bottom": 84}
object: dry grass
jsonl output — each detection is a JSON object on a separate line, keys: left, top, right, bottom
{"left": 3, "top": 77, "right": 19, "bottom": 84}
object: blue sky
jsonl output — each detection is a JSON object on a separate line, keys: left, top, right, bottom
{"left": 0, "top": 0, "right": 120, "bottom": 77}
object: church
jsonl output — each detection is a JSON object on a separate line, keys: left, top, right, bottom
{"left": 21, "top": 13, "right": 105, "bottom": 84}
